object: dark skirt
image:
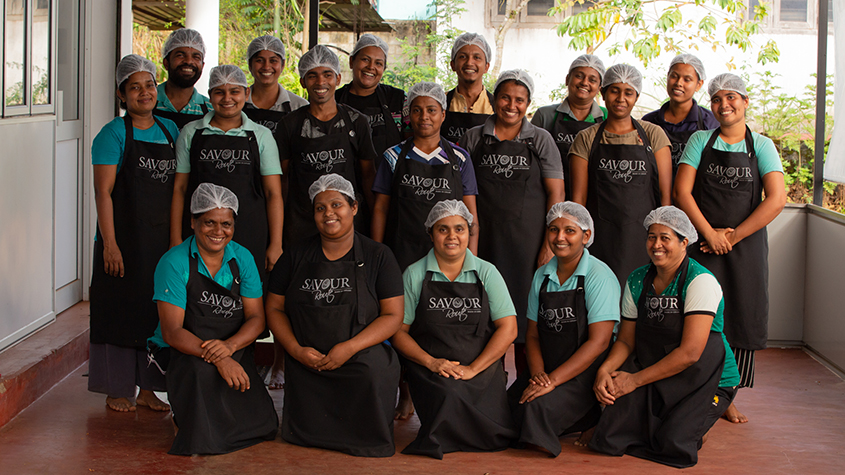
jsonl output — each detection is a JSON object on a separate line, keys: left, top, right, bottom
{"left": 87, "top": 343, "right": 166, "bottom": 398}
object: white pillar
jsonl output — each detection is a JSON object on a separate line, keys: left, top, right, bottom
{"left": 185, "top": 0, "right": 219, "bottom": 95}
{"left": 120, "top": 0, "right": 133, "bottom": 58}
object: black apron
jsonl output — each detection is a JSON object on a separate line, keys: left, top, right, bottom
{"left": 402, "top": 270, "right": 516, "bottom": 459}
{"left": 167, "top": 253, "right": 278, "bottom": 455}
{"left": 185, "top": 130, "right": 268, "bottom": 281}
{"left": 589, "top": 257, "right": 725, "bottom": 468}
{"left": 281, "top": 235, "right": 399, "bottom": 457}
{"left": 153, "top": 102, "right": 208, "bottom": 130}
{"left": 586, "top": 119, "right": 659, "bottom": 286}
{"left": 442, "top": 89, "right": 494, "bottom": 143}
{"left": 283, "top": 105, "right": 369, "bottom": 248}
{"left": 336, "top": 84, "right": 403, "bottom": 171}
{"left": 473, "top": 135, "right": 547, "bottom": 343}
{"left": 385, "top": 138, "right": 463, "bottom": 270}
{"left": 508, "top": 274, "right": 608, "bottom": 456}
{"left": 689, "top": 127, "right": 767, "bottom": 350}
{"left": 90, "top": 116, "right": 176, "bottom": 348}
{"left": 663, "top": 106, "right": 706, "bottom": 177}
{"left": 550, "top": 109, "right": 602, "bottom": 201}
{"left": 243, "top": 100, "right": 292, "bottom": 136}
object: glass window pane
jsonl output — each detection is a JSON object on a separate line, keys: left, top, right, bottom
{"left": 58, "top": 0, "right": 79, "bottom": 120}
{"left": 780, "top": 0, "right": 808, "bottom": 22}
{"left": 829, "top": 0, "right": 834, "bottom": 22}
{"left": 527, "top": 0, "right": 555, "bottom": 16}
{"left": 33, "top": 0, "right": 52, "bottom": 105}
{"left": 497, "top": 0, "right": 506, "bottom": 16}
{"left": 572, "top": 1, "right": 595, "bottom": 15}
{"left": 5, "top": 0, "right": 27, "bottom": 108}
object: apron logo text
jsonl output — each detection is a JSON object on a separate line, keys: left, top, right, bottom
{"left": 447, "top": 126, "right": 468, "bottom": 138}
{"left": 301, "top": 148, "right": 346, "bottom": 173}
{"left": 428, "top": 297, "right": 482, "bottom": 322}
{"left": 198, "top": 291, "right": 242, "bottom": 318}
{"left": 479, "top": 153, "right": 530, "bottom": 178}
{"left": 555, "top": 132, "right": 575, "bottom": 144}
{"left": 539, "top": 304, "right": 576, "bottom": 332}
{"left": 646, "top": 296, "right": 680, "bottom": 322}
{"left": 199, "top": 148, "right": 251, "bottom": 173}
{"left": 400, "top": 174, "right": 452, "bottom": 200}
{"left": 300, "top": 277, "right": 352, "bottom": 303}
{"left": 705, "top": 163, "right": 753, "bottom": 189}
{"left": 598, "top": 158, "right": 647, "bottom": 183}
{"left": 138, "top": 156, "right": 176, "bottom": 183}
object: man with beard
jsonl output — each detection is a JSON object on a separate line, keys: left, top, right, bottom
{"left": 154, "top": 28, "right": 212, "bottom": 130}
{"left": 441, "top": 33, "right": 495, "bottom": 144}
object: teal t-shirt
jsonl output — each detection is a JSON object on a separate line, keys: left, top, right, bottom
{"left": 402, "top": 249, "right": 516, "bottom": 325}
{"left": 679, "top": 129, "right": 783, "bottom": 177}
{"left": 91, "top": 116, "right": 180, "bottom": 171}
{"left": 155, "top": 83, "right": 211, "bottom": 116}
{"left": 623, "top": 259, "right": 741, "bottom": 388}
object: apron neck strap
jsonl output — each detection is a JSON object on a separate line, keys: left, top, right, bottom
{"left": 227, "top": 259, "right": 241, "bottom": 296}
{"left": 352, "top": 233, "right": 376, "bottom": 326}
{"left": 439, "top": 138, "right": 462, "bottom": 171}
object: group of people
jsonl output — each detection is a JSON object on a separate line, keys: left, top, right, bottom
{"left": 87, "top": 27, "right": 785, "bottom": 468}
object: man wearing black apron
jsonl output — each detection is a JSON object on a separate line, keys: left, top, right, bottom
{"left": 441, "top": 32, "right": 495, "bottom": 144}
{"left": 531, "top": 54, "right": 607, "bottom": 201}
{"left": 336, "top": 34, "right": 407, "bottom": 171}
{"left": 643, "top": 54, "right": 719, "bottom": 179}
{"left": 277, "top": 45, "right": 378, "bottom": 248}
{"left": 244, "top": 35, "right": 308, "bottom": 137}
{"left": 569, "top": 64, "right": 673, "bottom": 287}
{"left": 154, "top": 184, "right": 278, "bottom": 455}
{"left": 154, "top": 28, "right": 211, "bottom": 130}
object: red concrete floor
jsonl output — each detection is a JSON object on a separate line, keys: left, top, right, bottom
{"left": 0, "top": 348, "right": 843, "bottom": 474}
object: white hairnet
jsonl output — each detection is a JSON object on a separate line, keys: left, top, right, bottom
{"left": 208, "top": 65, "right": 249, "bottom": 91}
{"left": 191, "top": 183, "right": 239, "bottom": 215}
{"left": 162, "top": 28, "right": 206, "bottom": 60}
{"left": 351, "top": 33, "right": 389, "bottom": 62}
{"left": 643, "top": 206, "right": 698, "bottom": 245}
{"left": 248, "top": 35, "right": 286, "bottom": 62}
{"left": 546, "top": 202, "right": 595, "bottom": 248}
{"left": 708, "top": 73, "right": 748, "bottom": 98}
{"left": 569, "top": 54, "right": 606, "bottom": 81}
{"left": 298, "top": 45, "right": 341, "bottom": 77}
{"left": 494, "top": 69, "right": 535, "bottom": 101}
{"left": 669, "top": 53, "right": 706, "bottom": 81}
{"left": 602, "top": 63, "right": 643, "bottom": 95}
{"left": 116, "top": 54, "right": 156, "bottom": 87}
{"left": 308, "top": 173, "right": 356, "bottom": 203}
{"left": 450, "top": 32, "right": 492, "bottom": 63}
{"left": 406, "top": 81, "right": 447, "bottom": 110}
{"left": 424, "top": 200, "right": 473, "bottom": 230}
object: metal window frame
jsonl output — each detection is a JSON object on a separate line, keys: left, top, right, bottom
{"left": 30, "top": 0, "right": 55, "bottom": 115}
{"left": 2, "top": 0, "right": 56, "bottom": 118}
{"left": 4, "top": 0, "right": 31, "bottom": 116}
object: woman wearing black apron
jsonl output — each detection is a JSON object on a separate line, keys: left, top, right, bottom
{"left": 674, "top": 73, "right": 785, "bottom": 424}
{"left": 243, "top": 35, "right": 308, "bottom": 137}
{"left": 509, "top": 202, "right": 619, "bottom": 456}
{"left": 265, "top": 174, "right": 403, "bottom": 457}
{"left": 589, "top": 206, "right": 736, "bottom": 468}
{"left": 277, "top": 45, "right": 378, "bottom": 248}
{"left": 154, "top": 183, "right": 278, "bottom": 455}
{"left": 459, "top": 69, "right": 565, "bottom": 375}
{"left": 88, "top": 55, "right": 178, "bottom": 413}
{"left": 531, "top": 54, "right": 607, "bottom": 201}
{"left": 391, "top": 200, "right": 517, "bottom": 459}
{"left": 570, "top": 63, "right": 673, "bottom": 287}
{"left": 442, "top": 32, "right": 495, "bottom": 143}
{"left": 169, "top": 65, "right": 284, "bottom": 284}
{"left": 336, "top": 34, "right": 407, "bottom": 171}
{"left": 642, "top": 54, "right": 719, "bottom": 179}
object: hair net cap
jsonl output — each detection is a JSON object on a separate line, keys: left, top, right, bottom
{"left": 451, "top": 32, "right": 492, "bottom": 63}
{"left": 602, "top": 64, "right": 643, "bottom": 95}
{"left": 162, "top": 28, "right": 206, "bottom": 60}
{"left": 643, "top": 206, "right": 698, "bottom": 245}
{"left": 298, "top": 45, "right": 341, "bottom": 77}
{"left": 406, "top": 81, "right": 447, "bottom": 110}
{"left": 248, "top": 35, "right": 286, "bottom": 62}
{"left": 494, "top": 69, "right": 535, "bottom": 101}
{"left": 424, "top": 200, "right": 474, "bottom": 230}
{"left": 208, "top": 65, "right": 249, "bottom": 91}
{"left": 351, "top": 34, "right": 389, "bottom": 62}
{"left": 669, "top": 53, "right": 706, "bottom": 81}
{"left": 569, "top": 54, "right": 606, "bottom": 81}
{"left": 308, "top": 173, "right": 356, "bottom": 203}
{"left": 116, "top": 54, "right": 157, "bottom": 87}
{"left": 191, "top": 183, "right": 239, "bottom": 215}
{"left": 546, "top": 202, "right": 595, "bottom": 248}
{"left": 708, "top": 73, "right": 748, "bottom": 99}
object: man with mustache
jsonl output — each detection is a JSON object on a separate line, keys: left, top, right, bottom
{"left": 441, "top": 33, "right": 495, "bottom": 144}
{"left": 154, "top": 28, "right": 212, "bottom": 130}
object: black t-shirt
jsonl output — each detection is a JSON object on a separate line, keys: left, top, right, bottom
{"left": 275, "top": 104, "right": 379, "bottom": 164}
{"left": 268, "top": 233, "right": 404, "bottom": 300}
{"left": 335, "top": 83, "right": 406, "bottom": 135}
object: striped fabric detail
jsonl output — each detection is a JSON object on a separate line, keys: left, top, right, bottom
{"left": 731, "top": 347, "right": 755, "bottom": 388}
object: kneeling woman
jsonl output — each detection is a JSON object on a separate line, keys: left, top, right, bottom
{"left": 265, "top": 174, "right": 403, "bottom": 457}
{"left": 509, "top": 202, "right": 619, "bottom": 456}
{"left": 391, "top": 200, "right": 518, "bottom": 459}
{"left": 154, "top": 183, "right": 278, "bottom": 455}
{"left": 589, "top": 206, "right": 740, "bottom": 468}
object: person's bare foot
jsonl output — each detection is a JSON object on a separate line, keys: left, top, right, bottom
{"left": 394, "top": 381, "right": 414, "bottom": 420}
{"left": 722, "top": 402, "right": 748, "bottom": 423}
{"left": 106, "top": 396, "right": 136, "bottom": 412}
{"left": 136, "top": 389, "right": 170, "bottom": 411}
{"left": 265, "top": 367, "right": 285, "bottom": 390}
{"left": 574, "top": 427, "right": 595, "bottom": 446}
